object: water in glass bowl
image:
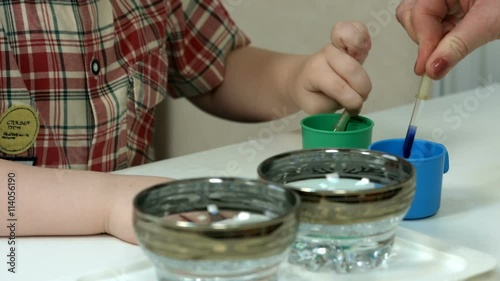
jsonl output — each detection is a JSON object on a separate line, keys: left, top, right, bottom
{"left": 145, "top": 248, "right": 286, "bottom": 281}
{"left": 287, "top": 174, "right": 383, "bottom": 191}
{"left": 150, "top": 209, "right": 286, "bottom": 281}
{"left": 286, "top": 176, "right": 403, "bottom": 273}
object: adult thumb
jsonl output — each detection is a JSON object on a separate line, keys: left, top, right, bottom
{"left": 425, "top": 10, "right": 496, "bottom": 79}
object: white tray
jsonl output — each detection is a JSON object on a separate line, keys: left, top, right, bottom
{"left": 75, "top": 228, "right": 497, "bottom": 281}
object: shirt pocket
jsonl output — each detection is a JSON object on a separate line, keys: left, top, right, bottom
{"left": 128, "top": 46, "right": 169, "bottom": 116}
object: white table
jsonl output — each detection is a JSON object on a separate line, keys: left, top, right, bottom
{"left": 2, "top": 84, "right": 500, "bottom": 281}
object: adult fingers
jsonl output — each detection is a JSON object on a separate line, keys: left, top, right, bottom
{"left": 396, "top": 0, "right": 418, "bottom": 43}
{"left": 410, "top": 0, "right": 450, "bottom": 75}
{"left": 425, "top": 2, "right": 500, "bottom": 79}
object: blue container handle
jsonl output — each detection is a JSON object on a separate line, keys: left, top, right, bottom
{"left": 438, "top": 143, "right": 449, "bottom": 174}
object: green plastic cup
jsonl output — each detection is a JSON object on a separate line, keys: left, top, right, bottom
{"left": 301, "top": 113, "right": 374, "bottom": 149}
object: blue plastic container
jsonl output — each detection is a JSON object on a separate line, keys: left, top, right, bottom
{"left": 370, "top": 138, "right": 449, "bottom": 219}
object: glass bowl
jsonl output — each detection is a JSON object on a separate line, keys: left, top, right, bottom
{"left": 257, "top": 148, "right": 415, "bottom": 273}
{"left": 133, "top": 177, "right": 300, "bottom": 281}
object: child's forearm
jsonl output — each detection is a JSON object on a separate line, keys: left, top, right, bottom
{"left": 0, "top": 160, "right": 169, "bottom": 243}
{"left": 190, "top": 22, "right": 372, "bottom": 121}
{"left": 190, "top": 46, "right": 307, "bottom": 122}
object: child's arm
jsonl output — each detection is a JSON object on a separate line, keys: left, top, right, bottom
{"left": 0, "top": 159, "right": 170, "bottom": 244}
{"left": 189, "top": 21, "right": 372, "bottom": 122}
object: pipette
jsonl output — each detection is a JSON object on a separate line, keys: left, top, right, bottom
{"left": 402, "top": 75, "right": 432, "bottom": 158}
{"left": 333, "top": 109, "right": 351, "bottom": 132}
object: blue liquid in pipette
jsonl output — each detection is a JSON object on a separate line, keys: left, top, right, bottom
{"left": 403, "top": 125, "right": 417, "bottom": 158}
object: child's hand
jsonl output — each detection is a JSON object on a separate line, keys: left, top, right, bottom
{"left": 287, "top": 21, "right": 372, "bottom": 115}
{"left": 104, "top": 175, "right": 173, "bottom": 244}
{"left": 330, "top": 21, "right": 371, "bottom": 64}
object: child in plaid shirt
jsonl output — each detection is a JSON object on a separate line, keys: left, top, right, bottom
{"left": 0, "top": 0, "right": 371, "bottom": 243}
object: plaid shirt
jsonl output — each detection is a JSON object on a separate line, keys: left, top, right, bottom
{"left": 0, "top": 0, "right": 249, "bottom": 171}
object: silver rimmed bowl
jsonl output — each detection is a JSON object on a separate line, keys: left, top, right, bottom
{"left": 133, "top": 177, "right": 300, "bottom": 281}
{"left": 257, "top": 149, "right": 415, "bottom": 273}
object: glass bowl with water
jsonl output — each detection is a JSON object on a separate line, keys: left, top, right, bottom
{"left": 257, "top": 148, "right": 415, "bottom": 273}
{"left": 133, "top": 177, "right": 300, "bottom": 281}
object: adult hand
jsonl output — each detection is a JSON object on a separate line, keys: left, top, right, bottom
{"left": 287, "top": 21, "right": 372, "bottom": 115}
{"left": 396, "top": 0, "right": 500, "bottom": 79}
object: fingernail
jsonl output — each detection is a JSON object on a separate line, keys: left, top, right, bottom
{"left": 430, "top": 58, "right": 450, "bottom": 78}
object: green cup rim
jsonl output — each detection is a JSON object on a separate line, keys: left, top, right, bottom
{"left": 301, "top": 113, "right": 374, "bottom": 135}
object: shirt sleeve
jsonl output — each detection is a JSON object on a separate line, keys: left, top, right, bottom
{"left": 165, "top": 0, "right": 250, "bottom": 98}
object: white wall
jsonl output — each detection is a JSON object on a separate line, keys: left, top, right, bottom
{"left": 154, "top": 0, "right": 421, "bottom": 159}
